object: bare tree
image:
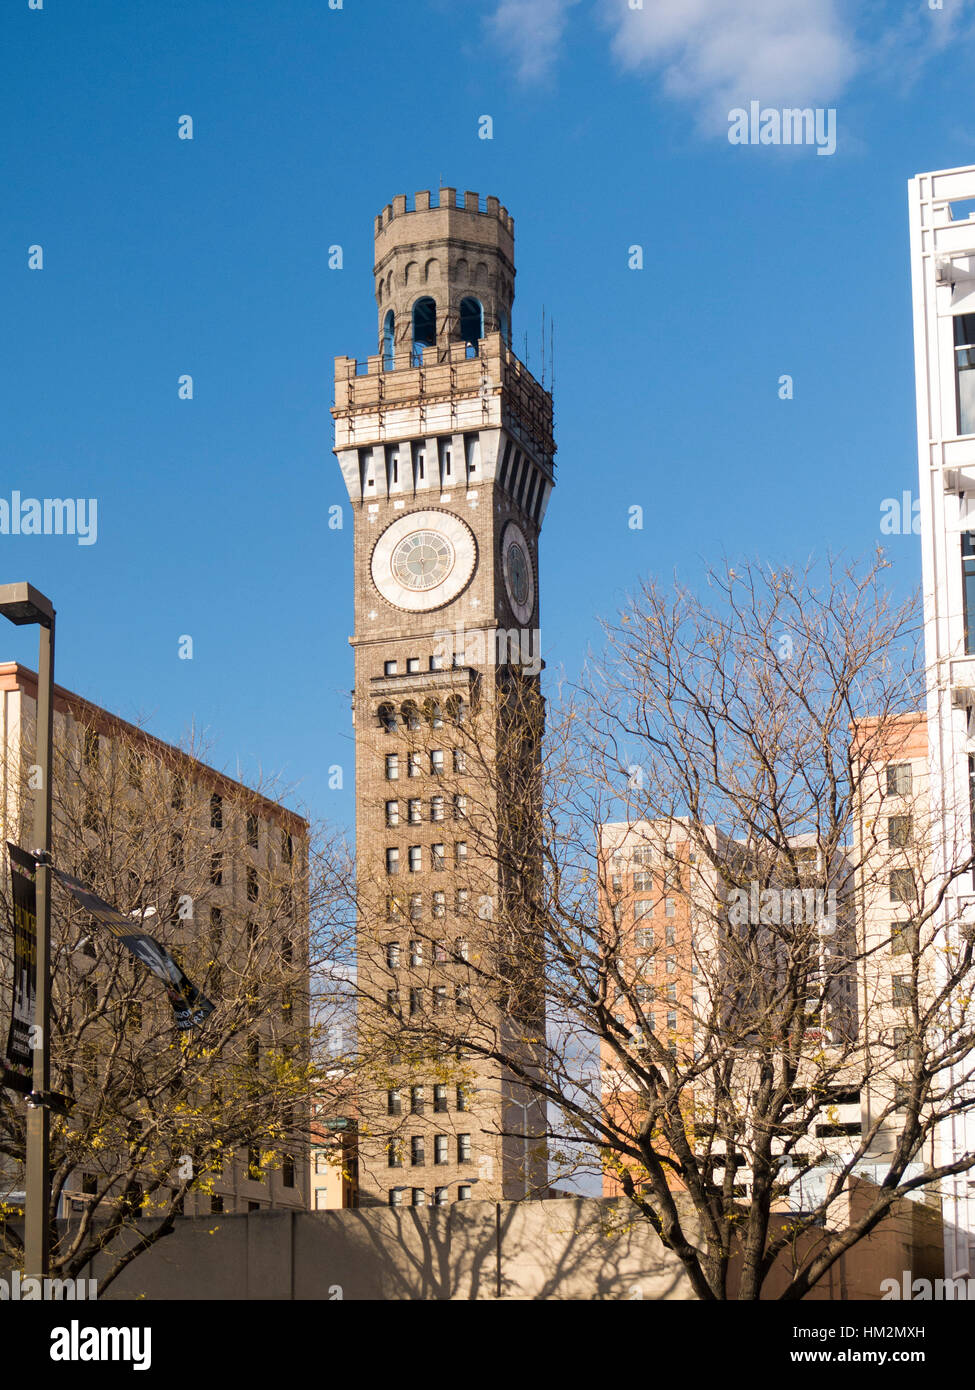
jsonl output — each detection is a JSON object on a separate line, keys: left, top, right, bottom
{"left": 361, "top": 553, "right": 975, "bottom": 1298}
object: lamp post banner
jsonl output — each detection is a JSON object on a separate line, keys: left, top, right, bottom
{"left": 53, "top": 869, "right": 215, "bottom": 1030}
{"left": 3, "top": 844, "right": 38, "bottom": 1093}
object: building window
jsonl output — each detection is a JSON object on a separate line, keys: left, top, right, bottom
{"left": 455, "top": 842, "right": 468, "bottom": 867}
{"left": 665, "top": 955, "right": 676, "bottom": 974}
{"left": 210, "top": 793, "right": 223, "bottom": 830}
{"left": 410, "top": 988, "right": 423, "bottom": 1015}
{"left": 457, "top": 1186, "right": 472, "bottom": 1201}
{"left": 455, "top": 937, "right": 469, "bottom": 962}
{"left": 665, "top": 924, "right": 675, "bottom": 946}
{"left": 456, "top": 888, "right": 469, "bottom": 913}
{"left": 386, "top": 941, "right": 400, "bottom": 970}
{"left": 434, "top": 938, "right": 447, "bottom": 960}
{"left": 633, "top": 871, "right": 652, "bottom": 892}
{"left": 434, "top": 1135, "right": 448, "bottom": 1165}
{"left": 210, "top": 852, "right": 223, "bottom": 886}
{"left": 432, "top": 891, "right": 446, "bottom": 919}
{"left": 429, "top": 702, "right": 444, "bottom": 729}
{"left": 888, "top": 815, "right": 912, "bottom": 848}
{"left": 434, "top": 1187, "right": 449, "bottom": 1206}
{"left": 433, "top": 985, "right": 447, "bottom": 1013}
{"left": 384, "top": 660, "right": 398, "bottom": 676}
{"left": 408, "top": 846, "right": 422, "bottom": 873}
{"left": 247, "top": 867, "right": 259, "bottom": 902}
{"left": 432, "top": 843, "right": 446, "bottom": 871}
{"left": 411, "top": 1136, "right": 425, "bottom": 1166}
{"left": 434, "top": 1084, "right": 448, "bottom": 1113}
{"left": 430, "top": 654, "right": 445, "bottom": 671}
{"left": 457, "top": 1134, "right": 472, "bottom": 1164}
{"left": 406, "top": 657, "right": 420, "bottom": 674}
{"left": 411, "top": 1085, "right": 425, "bottom": 1115}
{"left": 386, "top": 847, "right": 400, "bottom": 875}
{"left": 388, "top": 1088, "right": 402, "bottom": 1117}
{"left": 431, "top": 795, "right": 445, "bottom": 822}
{"left": 634, "top": 900, "right": 653, "bottom": 921}
{"left": 379, "top": 703, "right": 397, "bottom": 732}
{"left": 955, "top": 313, "right": 975, "bottom": 435}
{"left": 635, "top": 926, "right": 654, "bottom": 950}
{"left": 412, "top": 1188, "right": 427, "bottom": 1207}
{"left": 403, "top": 702, "right": 421, "bottom": 731}
{"left": 389, "top": 1187, "right": 405, "bottom": 1206}
{"left": 386, "top": 754, "right": 400, "bottom": 781}
{"left": 408, "top": 753, "right": 422, "bottom": 779}
{"left": 456, "top": 1086, "right": 469, "bottom": 1112}
{"left": 963, "top": 534, "right": 975, "bottom": 656}
{"left": 282, "top": 1156, "right": 295, "bottom": 1188}
{"left": 431, "top": 750, "right": 445, "bottom": 775}
{"left": 387, "top": 1142, "right": 403, "bottom": 1169}
{"left": 408, "top": 798, "right": 422, "bottom": 824}
{"left": 382, "top": 310, "right": 395, "bottom": 369}
{"left": 246, "top": 813, "right": 259, "bottom": 848}
{"left": 460, "top": 296, "right": 484, "bottom": 346}
{"left": 664, "top": 899, "right": 676, "bottom": 918}
{"left": 410, "top": 939, "right": 423, "bottom": 966}
{"left": 386, "top": 800, "right": 400, "bottom": 828}
{"left": 886, "top": 763, "right": 912, "bottom": 796}
{"left": 386, "top": 989, "right": 400, "bottom": 1015}
{"left": 892, "top": 975, "right": 912, "bottom": 1008}
{"left": 455, "top": 984, "right": 471, "bottom": 1012}
{"left": 412, "top": 297, "right": 437, "bottom": 354}
{"left": 453, "top": 749, "right": 466, "bottom": 774}
{"left": 889, "top": 869, "right": 915, "bottom": 904}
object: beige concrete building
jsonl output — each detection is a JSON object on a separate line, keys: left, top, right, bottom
{"left": 332, "top": 189, "right": 554, "bottom": 1205}
{"left": 0, "top": 660, "right": 310, "bottom": 1218}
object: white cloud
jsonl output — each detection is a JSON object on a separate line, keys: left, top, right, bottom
{"left": 486, "top": 0, "right": 582, "bottom": 82}
{"left": 608, "top": 0, "right": 859, "bottom": 120}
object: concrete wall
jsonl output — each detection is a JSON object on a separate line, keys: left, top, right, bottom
{"left": 85, "top": 1196, "right": 692, "bottom": 1301}
{"left": 47, "top": 1184, "right": 939, "bottom": 1300}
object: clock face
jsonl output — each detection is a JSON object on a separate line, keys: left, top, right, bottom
{"left": 371, "top": 510, "right": 477, "bottom": 612}
{"left": 501, "top": 522, "right": 535, "bottom": 625}
{"left": 391, "top": 530, "right": 454, "bottom": 592}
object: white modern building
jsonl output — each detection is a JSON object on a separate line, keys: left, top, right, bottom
{"left": 909, "top": 163, "right": 975, "bottom": 1277}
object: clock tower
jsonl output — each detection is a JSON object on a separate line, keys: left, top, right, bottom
{"left": 333, "top": 188, "right": 555, "bottom": 1206}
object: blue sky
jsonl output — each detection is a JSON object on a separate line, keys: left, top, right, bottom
{"left": 2, "top": 0, "right": 974, "bottom": 831}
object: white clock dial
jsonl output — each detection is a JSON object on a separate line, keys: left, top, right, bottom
{"left": 501, "top": 521, "right": 535, "bottom": 625}
{"left": 371, "top": 510, "right": 477, "bottom": 612}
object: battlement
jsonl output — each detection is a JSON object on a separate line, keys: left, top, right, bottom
{"left": 375, "top": 189, "right": 513, "bottom": 238}
{"left": 332, "top": 331, "right": 555, "bottom": 471}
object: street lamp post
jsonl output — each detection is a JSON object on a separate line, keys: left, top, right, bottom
{"left": 0, "top": 582, "right": 56, "bottom": 1281}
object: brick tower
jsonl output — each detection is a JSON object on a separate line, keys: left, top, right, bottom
{"left": 332, "top": 188, "right": 555, "bottom": 1206}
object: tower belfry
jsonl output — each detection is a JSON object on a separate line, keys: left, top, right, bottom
{"left": 332, "top": 188, "right": 555, "bottom": 1205}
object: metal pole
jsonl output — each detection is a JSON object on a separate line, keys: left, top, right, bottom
{"left": 24, "top": 614, "right": 54, "bottom": 1280}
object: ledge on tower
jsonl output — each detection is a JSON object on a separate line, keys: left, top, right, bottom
{"left": 374, "top": 189, "right": 513, "bottom": 237}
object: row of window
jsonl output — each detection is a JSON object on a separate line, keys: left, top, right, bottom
{"left": 385, "top": 750, "right": 466, "bottom": 779}
{"left": 387, "top": 939, "right": 469, "bottom": 968}
{"left": 386, "top": 796, "right": 466, "bottom": 826}
{"left": 383, "top": 656, "right": 456, "bottom": 677}
{"left": 388, "top": 1133, "right": 472, "bottom": 1166}
{"left": 387, "top": 985, "right": 471, "bottom": 1014}
{"left": 379, "top": 698, "right": 467, "bottom": 731}
{"left": 386, "top": 888, "right": 471, "bottom": 919}
{"left": 389, "top": 1186, "right": 472, "bottom": 1207}
{"left": 386, "top": 843, "right": 468, "bottom": 874}
{"left": 387, "top": 1084, "right": 469, "bottom": 1115}
{"left": 634, "top": 925, "right": 677, "bottom": 949}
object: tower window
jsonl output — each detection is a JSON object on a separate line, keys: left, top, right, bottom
{"left": 386, "top": 848, "right": 400, "bottom": 875}
{"left": 412, "top": 297, "right": 437, "bottom": 357}
{"left": 382, "top": 310, "right": 395, "bottom": 369}
{"left": 955, "top": 314, "right": 975, "bottom": 435}
{"left": 386, "top": 754, "right": 400, "bottom": 781}
{"left": 379, "top": 704, "right": 397, "bottom": 732}
{"left": 460, "top": 297, "right": 483, "bottom": 348}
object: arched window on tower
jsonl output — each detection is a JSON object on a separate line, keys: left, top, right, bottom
{"left": 460, "top": 297, "right": 483, "bottom": 357}
{"left": 382, "top": 310, "right": 395, "bottom": 370}
{"left": 412, "top": 297, "right": 437, "bottom": 365}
